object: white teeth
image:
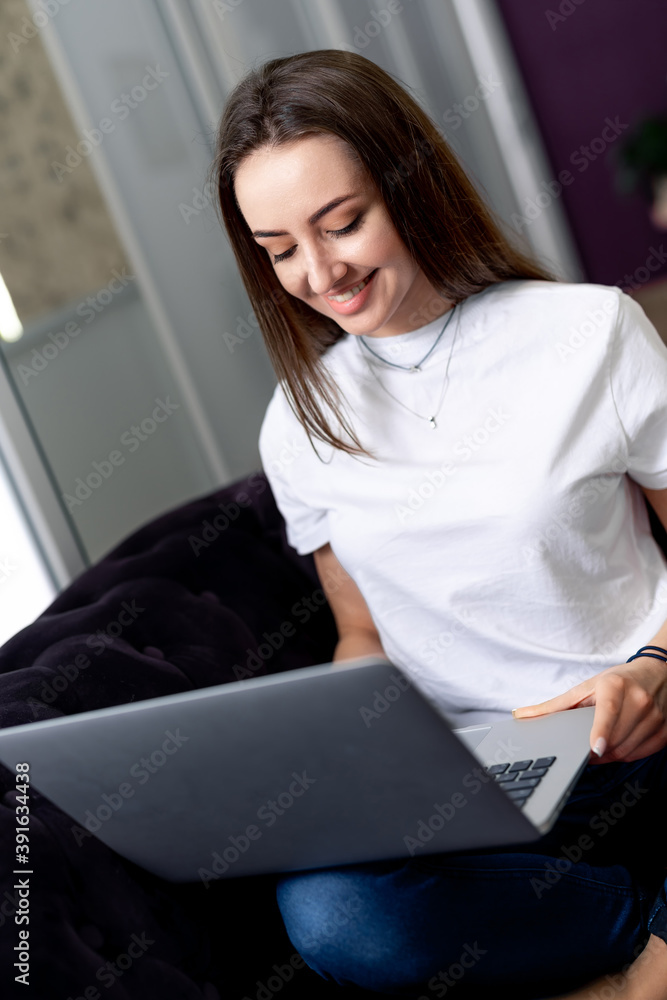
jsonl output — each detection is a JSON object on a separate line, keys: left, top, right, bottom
{"left": 327, "top": 272, "right": 373, "bottom": 302}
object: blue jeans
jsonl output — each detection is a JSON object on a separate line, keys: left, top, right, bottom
{"left": 275, "top": 747, "right": 667, "bottom": 998}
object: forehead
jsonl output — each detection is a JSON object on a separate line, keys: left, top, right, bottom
{"left": 233, "top": 135, "right": 370, "bottom": 225}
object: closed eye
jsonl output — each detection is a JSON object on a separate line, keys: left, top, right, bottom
{"left": 272, "top": 215, "right": 364, "bottom": 264}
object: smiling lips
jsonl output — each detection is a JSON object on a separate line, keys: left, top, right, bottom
{"left": 326, "top": 269, "right": 377, "bottom": 303}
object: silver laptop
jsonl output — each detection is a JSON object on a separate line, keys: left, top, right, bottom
{"left": 0, "top": 656, "right": 595, "bottom": 882}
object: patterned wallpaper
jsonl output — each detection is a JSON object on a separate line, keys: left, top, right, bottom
{"left": 0, "top": 0, "right": 130, "bottom": 326}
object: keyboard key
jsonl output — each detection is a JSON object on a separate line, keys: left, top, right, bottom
{"left": 508, "top": 760, "right": 533, "bottom": 772}
{"left": 495, "top": 773, "right": 517, "bottom": 783}
{"left": 526, "top": 767, "right": 548, "bottom": 778}
{"left": 533, "top": 757, "right": 556, "bottom": 769}
{"left": 511, "top": 778, "right": 541, "bottom": 790}
{"left": 506, "top": 787, "right": 534, "bottom": 801}
{"left": 486, "top": 763, "right": 509, "bottom": 774}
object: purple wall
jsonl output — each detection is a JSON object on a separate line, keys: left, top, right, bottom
{"left": 495, "top": 0, "right": 667, "bottom": 288}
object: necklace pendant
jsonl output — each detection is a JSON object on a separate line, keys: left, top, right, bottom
{"left": 409, "top": 365, "right": 421, "bottom": 373}
{"left": 429, "top": 416, "right": 437, "bottom": 429}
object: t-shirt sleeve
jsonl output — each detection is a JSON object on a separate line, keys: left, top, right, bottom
{"left": 609, "top": 290, "right": 667, "bottom": 491}
{"left": 258, "top": 388, "right": 331, "bottom": 556}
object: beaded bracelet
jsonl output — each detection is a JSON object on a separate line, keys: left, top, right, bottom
{"left": 626, "top": 644, "right": 667, "bottom": 663}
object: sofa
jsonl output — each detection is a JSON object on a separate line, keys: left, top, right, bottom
{"left": 1, "top": 470, "right": 666, "bottom": 999}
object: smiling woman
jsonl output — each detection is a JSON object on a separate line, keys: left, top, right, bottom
{"left": 210, "top": 48, "right": 554, "bottom": 459}
{"left": 210, "top": 48, "right": 667, "bottom": 1000}
{"left": 233, "top": 135, "right": 446, "bottom": 330}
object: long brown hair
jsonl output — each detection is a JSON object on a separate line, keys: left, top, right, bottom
{"left": 210, "top": 49, "right": 558, "bottom": 459}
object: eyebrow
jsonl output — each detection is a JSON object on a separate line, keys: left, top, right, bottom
{"left": 251, "top": 194, "right": 358, "bottom": 238}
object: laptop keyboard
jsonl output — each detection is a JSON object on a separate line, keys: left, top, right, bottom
{"left": 483, "top": 757, "right": 557, "bottom": 808}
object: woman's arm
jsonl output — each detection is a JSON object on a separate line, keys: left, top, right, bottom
{"left": 513, "top": 485, "right": 667, "bottom": 764}
{"left": 312, "top": 543, "right": 388, "bottom": 663}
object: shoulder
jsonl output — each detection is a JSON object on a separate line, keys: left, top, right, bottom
{"left": 483, "top": 280, "right": 626, "bottom": 361}
{"left": 489, "top": 278, "right": 623, "bottom": 317}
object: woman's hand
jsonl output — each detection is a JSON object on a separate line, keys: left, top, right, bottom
{"left": 512, "top": 657, "right": 667, "bottom": 764}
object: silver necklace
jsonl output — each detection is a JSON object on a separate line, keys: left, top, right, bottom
{"left": 356, "top": 303, "right": 460, "bottom": 429}
{"left": 359, "top": 302, "right": 456, "bottom": 373}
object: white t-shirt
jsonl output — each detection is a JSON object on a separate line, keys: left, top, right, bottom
{"left": 258, "top": 280, "right": 667, "bottom": 726}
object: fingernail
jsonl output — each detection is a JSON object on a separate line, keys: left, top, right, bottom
{"left": 511, "top": 709, "right": 518, "bottom": 718}
{"left": 592, "top": 737, "right": 607, "bottom": 757}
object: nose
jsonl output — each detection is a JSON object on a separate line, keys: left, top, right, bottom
{"left": 301, "top": 243, "right": 348, "bottom": 297}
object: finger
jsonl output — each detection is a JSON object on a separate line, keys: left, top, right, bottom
{"left": 602, "top": 707, "right": 665, "bottom": 762}
{"left": 591, "top": 673, "right": 653, "bottom": 757}
{"left": 599, "top": 680, "right": 660, "bottom": 757}
{"left": 512, "top": 685, "right": 592, "bottom": 718}
{"left": 611, "top": 721, "right": 667, "bottom": 763}
{"left": 588, "top": 675, "right": 626, "bottom": 757}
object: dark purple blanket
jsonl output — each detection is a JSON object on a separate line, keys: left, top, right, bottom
{"left": 0, "top": 472, "right": 371, "bottom": 1000}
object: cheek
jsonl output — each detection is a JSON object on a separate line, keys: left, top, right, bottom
{"left": 278, "top": 270, "right": 323, "bottom": 309}
{"left": 274, "top": 270, "right": 299, "bottom": 298}
{"left": 369, "top": 222, "right": 411, "bottom": 269}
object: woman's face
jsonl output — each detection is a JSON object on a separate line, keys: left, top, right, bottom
{"left": 233, "top": 134, "right": 453, "bottom": 338}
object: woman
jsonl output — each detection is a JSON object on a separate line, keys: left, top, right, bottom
{"left": 211, "top": 49, "right": 667, "bottom": 998}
